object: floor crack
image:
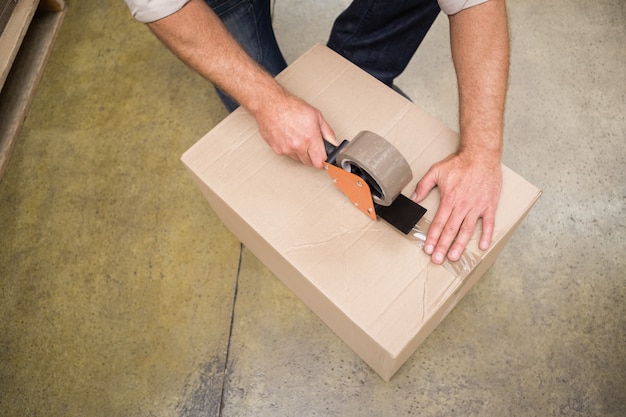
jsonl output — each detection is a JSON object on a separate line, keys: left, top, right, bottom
{"left": 217, "top": 243, "right": 243, "bottom": 417}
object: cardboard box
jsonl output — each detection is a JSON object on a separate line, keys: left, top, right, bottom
{"left": 181, "top": 44, "right": 541, "bottom": 381}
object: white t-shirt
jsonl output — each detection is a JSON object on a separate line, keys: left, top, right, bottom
{"left": 438, "top": 0, "right": 490, "bottom": 15}
{"left": 124, "top": 0, "right": 490, "bottom": 23}
{"left": 124, "top": 0, "right": 188, "bottom": 23}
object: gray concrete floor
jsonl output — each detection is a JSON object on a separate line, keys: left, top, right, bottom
{"left": 1, "top": 0, "right": 624, "bottom": 416}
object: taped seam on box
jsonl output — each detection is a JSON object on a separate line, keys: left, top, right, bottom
{"left": 407, "top": 219, "right": 480, "bottom": 280}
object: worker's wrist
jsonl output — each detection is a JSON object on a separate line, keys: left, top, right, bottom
{"left": 457, "top": 133, "right": 503, "bottom": 163}
{"left": 244, "top": 77, "right": 289, "bottom": 117}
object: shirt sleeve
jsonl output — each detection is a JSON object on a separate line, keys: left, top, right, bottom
{"left": 123, "top": 0, "right": 190, "bottom": 23}
{"left": 437, "top": 0, "right": 490, "bottom": 15}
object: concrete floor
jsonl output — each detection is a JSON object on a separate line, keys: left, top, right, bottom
{"left": 0, "top": 0, "right": 624, "bottom": 416}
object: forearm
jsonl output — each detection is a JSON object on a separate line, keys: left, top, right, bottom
{"left": 146, "top": 0, "right": 334, "bottom": 167}
{"left": 449, "top": 0, "right": 509, "bottom": 160}
{"left": 147, "top": 0, "right": 286, "bottom": 115}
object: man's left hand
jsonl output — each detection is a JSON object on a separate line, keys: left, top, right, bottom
{"left": 411, "top": 151, "right": 502, "bottom": 264}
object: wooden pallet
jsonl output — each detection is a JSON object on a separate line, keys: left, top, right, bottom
{"left": 0, "top": 0, "right": 66, "bottom": 181}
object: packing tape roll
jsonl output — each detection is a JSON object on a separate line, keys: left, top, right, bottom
{"left": 336, "top": 131, "right": 413, "bottom": 206}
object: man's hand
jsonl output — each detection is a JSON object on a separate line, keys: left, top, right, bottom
{"left": 412, "top": 151, "right": 502, "bottom": 264}
{"left": 413, "top": 0, "right": 509, "bottom": 264}
{"left": 252, "top": 92, "right": 336, "bottom": 168}
{"left": 148, "top": 0, "right": 334, "bottom": 169}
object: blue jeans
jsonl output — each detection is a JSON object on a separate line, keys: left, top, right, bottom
{"left": 328, "top": 0, "right": 441, "bottom": 86}
{"left": 206, "top": 0, "right": 440, "bottom": 110}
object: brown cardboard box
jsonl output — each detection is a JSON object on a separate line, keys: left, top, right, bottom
{"left": 181, "top": 44, "right": 541, "bottom": 381}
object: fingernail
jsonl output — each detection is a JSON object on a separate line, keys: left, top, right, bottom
{"left": 424, "top": 244, "right": 434, "bottom": 254}
{"left": 449, "top": 249, "right": 459, "bottom": 260}
{"left": 433, "top": 252, "right": 444, "bottom": 263}
{"left": 410, "top": 192, "right": 417, "bottom": 201}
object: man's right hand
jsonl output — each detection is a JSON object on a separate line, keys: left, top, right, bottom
{"left": 252, "top": 91, "right": 336, "bottom": 169}
{"left": 148, "top": 0, "right": 334, "bottom": 169}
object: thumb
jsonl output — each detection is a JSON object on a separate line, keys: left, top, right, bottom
{"left": 411, "top": 167, "right": 437, "bottom": 203}
{"left": 319, "top": 115, "right": 336, "bottom": 144}
{"left": 309, "top": 137, "right": 327, "bottom": 169}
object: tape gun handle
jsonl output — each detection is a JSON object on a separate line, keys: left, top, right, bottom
{"left": 323, "top": 139, "right": 350, "bottom": 166}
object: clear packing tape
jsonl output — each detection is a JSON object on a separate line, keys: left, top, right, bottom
{"left": 407, "top": 218, "right": 480, "bottom": 279}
